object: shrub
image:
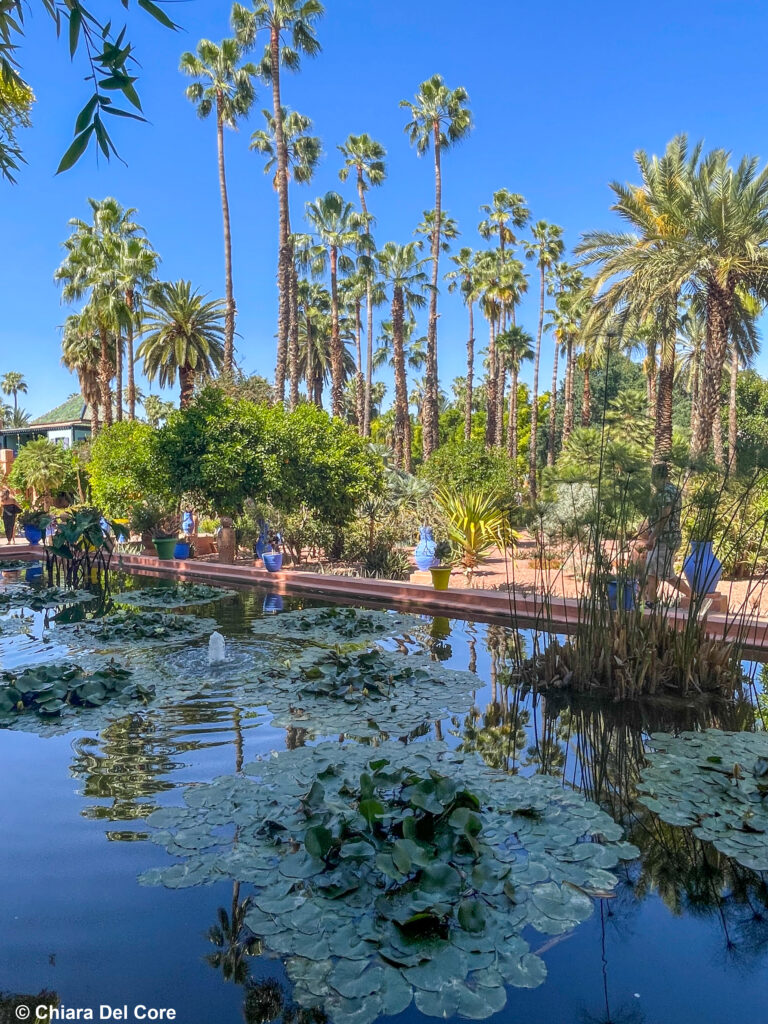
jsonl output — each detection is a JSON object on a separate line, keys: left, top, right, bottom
{"left": 88, "top": 421, "right": 173, "bottom": 521}
{"left": 418, "top": 440, "right": 519, "bottom": 505}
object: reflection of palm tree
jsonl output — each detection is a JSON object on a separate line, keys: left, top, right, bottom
{"left": 205, "top": 890, "right": 258, "bottom": 984}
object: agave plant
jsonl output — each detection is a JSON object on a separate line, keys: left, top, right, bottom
{"left": 435, "top": 487, "right": 516, "bottom": 570}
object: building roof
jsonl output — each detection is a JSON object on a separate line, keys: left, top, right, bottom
{"left": 30, "top": 394, "right": 90, "bottom": 428}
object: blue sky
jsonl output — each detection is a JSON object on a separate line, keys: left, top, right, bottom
{"left": 2, "top": 0, "right": 767, "bottom": 418}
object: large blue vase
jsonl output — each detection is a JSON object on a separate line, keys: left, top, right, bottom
{"left": 414, "top": 526, "right": 438, "bottom": 571}
{"left": 607, "top": 578, "right": 638, "bottom": 611}
{"left": 683, "top": 540, "right": 723, "bottom": 596}
{"left": 254, "top": 521, "right": 269, "bottom": 559}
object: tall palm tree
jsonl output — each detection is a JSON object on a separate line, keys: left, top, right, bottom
{"left": 496, "top": 327, "right": 533, "bottom": 464}
{"left": 137, "top": 281, "right": 226, "bottom": 408}
{"left": 578, "top": 137, "right": 702, "bottom": 464}
{"left": 56, "top": 199, "right": 137, "bottom": 430}
{"left": 180, "top": 38, "right": 257, "bottom": 373}
{"left": 401, "top": 74, "right": 472, "bottom": 457}
{"left": 339, "top": 268, "right": 367, "bottom": 428}
{"left": 478, "top": 190, "right": 530, "bottom": 274}
{"left": 524, "top": 221, "right": 564, "bottom": 496}
{"left": 251, "top": 106, "right": 321, "bottom": 408}
{"left": 233, "top": 0, "right": 325, "bottom": 403}
{"left": 61, "top": 313, "right": 105, "bottom": 434}
{"left": 116, "top": 234, "right": 160, "bottom": 420}
{"left": 544, "top": 264, "right": 584, "bottom": 466}
{"left": 0, "top": 371, "right": 27, "bottom": 415}
{"left": 338, "top": 133, "right": 387, "bottom": 436}
{"left": 304, "top": 192, "right": 363, "bottom": 416}
{"left": 376, "top": 241, "right": 428, "bottom": 472}
{"left": 446, "top": 247, "right": 481, "bottom": 440}
{"left": 688, "top": 150, "right": 768, "bottom": 458}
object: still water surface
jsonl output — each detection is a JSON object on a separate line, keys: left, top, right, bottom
{"left": 2, "top": 581, "right": 767, "bottom": 1024}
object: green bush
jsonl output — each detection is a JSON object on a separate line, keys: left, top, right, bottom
{"left": 88, "top": 421, "right": 173, "bottom": 520}
{"left": 418, "top": 440, "right": 519, "bottom": 505}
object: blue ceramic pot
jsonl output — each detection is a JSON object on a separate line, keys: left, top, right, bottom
{"left": 414, "top": 526, "right": 438, "bottom": 571}
{"left": 174, "top": 541, "right": 191, "bottom": 560}
{"left": 262, "top": 552, "right": 283, "bottom": 573}
{"left": 263, "top": 593, "right": 284, "bottom": 613}
{"left": 607, "top": 579, "right": 638, "bottom": 611}
{"left": 25, "top": 565, "right": 43, "bottom": 581}
{"left": 23, "top": 525, "right": 43, "bottom": 545}
{"left": 683, "top": 540, "right": 723, "bottom": 596}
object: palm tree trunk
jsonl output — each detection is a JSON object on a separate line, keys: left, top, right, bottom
{"left": 271, "top": 25, "right": 290, "bottom": 404}
{"left": 99, "top": 325, "right": 112, "bottom": 429}
{"left": 713, "top": 414, "right": 725, "bottom": 468}
{"left": 692, "top": 280, "right": 733, "bottom": 459}
{"left": 653, "top": 329, "right": 675, "bottom": 463}
{"left": 582, "top": 364, "right": 591, "bottom": 426}
{"left": 507, "top": 367, "right": 519, "bottom": 463}
{"left": 728, "top": 342, "right": 738, "bottom": 472}
{"left": 465, "top": 299, "right": 474, "bottom": 440}
{"left": 392, "top": 286, "right": 411, "bottom": 472}
{"left": 216, "top": 95, "right": 236, "bottom": 374}
{"left": 422, "top": 124, "right": 442, "bottom": 459}
{"left": 356, "top": 169, "right": 375, "bottom": 438}
{"left": 115, "top": 334, "right": 123, "bottom": 422}
{"left": 329, "top": 246, "right": 343, "bottom": 417}
{"left": 494, "top": 360, "right": 506, "bottom": 447}
{"left": 485, "top": 318, "right": 497, "bottom": 447}
{"left": 547, "top": 341, "right": 559, "bottom": 467}
{"left": 690, "top": 349, "right": 700, "bottom": 440}
{"left": 562, "top": 337, "right": 574, "bottom": 445}
{"left": 529, "top": 265, "right": 545, "bottom": 497}
{"left": 355, "top": 298, "right": 364, "bottom": 430}
{"left": 179, "top": 365, "right": 194, "bottom": 409}
{"left": 126, "top": 289, "right": 136, "bottom": 420}
{"left": 288, "top": 261, "right": 300, "bottom": 410}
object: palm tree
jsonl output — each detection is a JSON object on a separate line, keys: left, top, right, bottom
{"left": 233, "top": 0, "right": 325, "bottom": 403}
{"left": 339, "top": 269, "right": 367, "bottom": 428}
{"left": 180, "top": 38, "right": 257, "bottom": 373}
{"left": 496, "top": 327, "right": 533, "bottom": 464}
{"left": 577, "top": 137, "right": 700, "bottom": 464}
{"left": 338, "top": 133, "right": 387, "bottom": 436}
{"left": 1, "top": 372, "right": 27, "bottom": 416}
{"left": 478, "top": 190, "right": 530, "bottom": 269}
{"left": 61, "top": 313, "right": 104, "bottom": 434}
{"left": 401, "top": 74, "right": 472, "bottom": 458}
{"left": 296, "top": 279, "right": 355, "bottom": 406}
{"left": 304, "top": 192, "right": 363, "bottom": 416}
{"left": 137, "top": 281, "right": 226, "bottom": 407}
{"left": 376, "top": 242, "right": 428, "bottom": 472}
{"left": 545, "top": 265, "right": 584, "bottom": 466}
{"left": 251, "top": 106, "right": 321, "bottom": 408}
{"left": 524, "top": 221, "right": 564, "bottom": 496}
{"left": 688, "top": 150, "right": 768, "bottom": 458}
{"left": 116, "top": 234, "right": 160, "bottom": 420}
{"left": 56, "top": 199, "right": 137, "bottom": 430}
{"left": 446, "top": 247, "right": 481, "bottom": 440}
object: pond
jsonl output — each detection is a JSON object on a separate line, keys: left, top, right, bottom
{"left": 2, "top": 572, "right": 768, "bottom": 1024}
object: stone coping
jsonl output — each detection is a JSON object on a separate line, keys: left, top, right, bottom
{"left": 11, "top": 545, "right": 768, "bottom": 656}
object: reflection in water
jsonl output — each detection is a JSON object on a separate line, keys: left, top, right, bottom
{"left": 9, "top": 580, "right": 766, "bottom": 1022}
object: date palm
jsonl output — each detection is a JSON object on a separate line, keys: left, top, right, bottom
{"left": 233, "top": 0, "right": 325, "bottom": 403}
{"left": 376, "top": 242, "right": 428, "bottom": 471}
{"left": 446, "top": 247, "right": 482, "bottom": 440}
{"left": 251, "top": 106, "right": 321, "bottom": 408}
{"left": 524, "top": 221, "right": 564, "bottom": 496}
{"left": 402, "top": 74, "right": 472, "bottom": 457}
{"left": 1, "top": 371, "right": 27, "bottom": 416}
{"left": 180, "top": 38, "right": 257, "bottom": 373}
{"left": 137, "top": 281, "right": 226, "bottom": 408}
{"left": 304, "top": 192, "right": 364, "bottom": 416}
{"left": 338, "top": 133, "right": 387, "bottom": 436}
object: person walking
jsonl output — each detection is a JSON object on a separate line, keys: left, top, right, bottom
{"left": 1, "top": 489, "right": 22, "bottom": 545}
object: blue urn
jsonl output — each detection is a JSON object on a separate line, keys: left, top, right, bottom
{"left": 683, "top": 540, "right": 723, "bottom": 596}
{"left": 414, "top": 526, "right": 438, "bottom": 571}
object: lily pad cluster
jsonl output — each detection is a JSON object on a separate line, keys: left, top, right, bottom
{"left": 0, "top": 586, "right": 96, "bottom": 611}
{"left": 0, "top": 559, "right": 38, "bottom": 572}
{"left": 0, "top": 660, "right": 154, "bottom": 722}
{"left": 251, "top": 606, "right": 425, "bottom": 649}
{"left": 142, "top": 741, "right": 637, "bottom": 1024}
{"left": 113, "top": 583, "right": 236, "bottom": 609}
{"left": 55, "top": 611, "right": 219, "bottom": 649}
{"left": 263, "top": 647, "right": 475, "bottom": 737}
{"left": 638, "top": 729, "right": 768, "bottom": 870}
